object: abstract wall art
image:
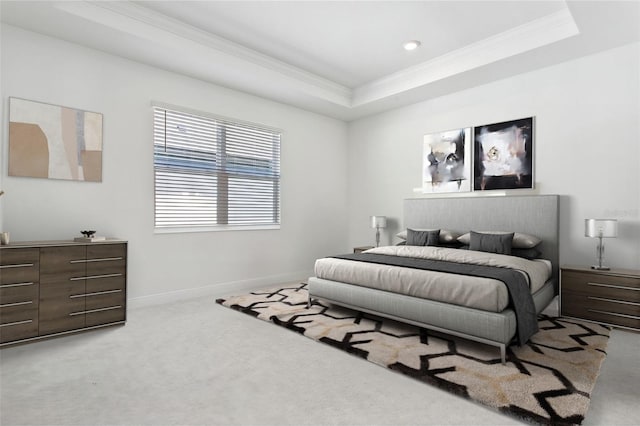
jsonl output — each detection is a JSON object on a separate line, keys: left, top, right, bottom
{"left": 9, "top": 98, "right": 103, "bottom": 182}
{"left": 473, "top": 117, "right": 533, "bottom": 191}
{"left": 422, "top": 127, "right": 471, "bottom": 193}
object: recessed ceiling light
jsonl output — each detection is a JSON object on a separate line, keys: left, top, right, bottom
{"left": 403, "top": 40, "right": 421, "bottom": 51}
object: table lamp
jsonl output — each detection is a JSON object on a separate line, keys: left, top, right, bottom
{"left": 370, "top": 216, "right": 387, "bottom": 247}
{"left": 584, "top": 219, "right": 618, "bottom": 270}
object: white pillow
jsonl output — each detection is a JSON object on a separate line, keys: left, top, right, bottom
{"left": 457, "top": 232, "right": 541, "bottom": 249}
{"left": 396, "top": 229, "right": 461, "bottom": 244}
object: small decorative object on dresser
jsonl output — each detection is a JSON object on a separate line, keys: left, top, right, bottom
{"left": 0, "top": 239, "right": 127, "bottom": 346}
{"left": 74, "top": 230, "right": 107, "bottom": 243}
{"left": 561, "top": 265, "right": 639, "bottom": 330}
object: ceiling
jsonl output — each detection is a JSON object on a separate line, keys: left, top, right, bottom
{"left": 1, "top": 1, "right": 639, "bottom": 121}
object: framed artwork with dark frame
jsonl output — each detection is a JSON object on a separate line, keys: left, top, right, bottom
{"left": 422, "top": 127, "right": 471, "bottom": 193}
{"left": 473, "top": 117, "right": 533, "bottom": 191}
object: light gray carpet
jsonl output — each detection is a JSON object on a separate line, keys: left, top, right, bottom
{"left": 1, "top": 289, "right": 638, "bottom": 425}
{"left": 217, "top": 284, "right": 611, "bottom": 425}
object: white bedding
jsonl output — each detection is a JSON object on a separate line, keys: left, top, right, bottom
{"left": 313, "top": 245, "right": 551, "bottom": 313}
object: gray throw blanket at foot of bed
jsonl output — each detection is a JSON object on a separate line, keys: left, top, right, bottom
{"left": 331, "top": 253, "right": 538, "bottom": 344}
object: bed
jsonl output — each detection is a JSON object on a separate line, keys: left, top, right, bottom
{"left": 307, "top": 195, "right": 559, "bottom": 364}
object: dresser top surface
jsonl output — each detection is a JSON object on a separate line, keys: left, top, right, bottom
{"left": 562, "top": 265, "right": 640, "bottom": 278}
{"left": 0, "top": 239, "right": 127, "bottom": 249}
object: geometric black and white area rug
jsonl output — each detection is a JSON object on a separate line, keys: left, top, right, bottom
{"left": 217, "top": 283, "right": 610, "bottom": 426}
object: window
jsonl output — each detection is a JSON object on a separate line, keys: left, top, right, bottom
{"left": 153, "top": 106, "right": 281, "bottom": 230}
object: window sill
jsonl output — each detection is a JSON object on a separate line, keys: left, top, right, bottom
{"left": 154, "top": 225, "right": 280, "bottom": 234}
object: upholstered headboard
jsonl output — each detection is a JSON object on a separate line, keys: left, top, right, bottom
{"left": 404, "top": 195, "right": 560, "bottom": 289}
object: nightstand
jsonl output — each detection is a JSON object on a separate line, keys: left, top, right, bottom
{"left": 354, "top": 246, "right": 374, "bottom": 253}
{"left": 561, "top": 265, "right": 640, "bottom": 331}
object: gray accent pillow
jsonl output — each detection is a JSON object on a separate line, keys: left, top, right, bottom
{"left": 511, "top": 247, "right": 542, "bottom": 260}
{"left": 458, "top": 232, "right": 541, "bottom": 249}
{"left": 406, "top": 229, "right": 440, "bottom": 246}
{"left": 396, "top": 229, "right": 461, "bottom": 244}
{"left": 469, "top": 231, "right": 514, "bottom": 255}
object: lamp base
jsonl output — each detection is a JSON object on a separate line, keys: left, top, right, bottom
{"left": 591, "top": 265, "right": 610, "bottom": 271}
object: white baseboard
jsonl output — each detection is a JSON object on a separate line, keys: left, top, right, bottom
{"left": 128, "top": 270, "right": 313, "bottom": 309}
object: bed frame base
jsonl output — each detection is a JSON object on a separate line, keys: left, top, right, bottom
{"left": 307, "top": 295, "right": 508, "bottom": 365}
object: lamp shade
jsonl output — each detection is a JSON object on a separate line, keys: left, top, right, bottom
{"left": 370, "top": 216, "right": 387, "bottom": 228}
{"left": 585, "top": 219, "right": 618, "bottom": 238}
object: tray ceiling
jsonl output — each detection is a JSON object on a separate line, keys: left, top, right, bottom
{"left": 1, "top": 1, "right": 639, "bottom": 120}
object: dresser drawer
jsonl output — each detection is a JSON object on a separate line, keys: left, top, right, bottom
{"left": 86, "top": 275, "right": 126, "bottom": 293}
{"left": 85, "top": 290, "right": 125, "bottom": 311}
{"left": 85, "top": 306, "right": 125, "bottom": 328}
{"left": 86, "top": 259, "right": 126, "bottom": 278}
{"left": 0, "top": 317, "right": 39, "bottom": 343}
{"left": 85, "top": 244, "right": 126, "bottom": 278}
{"left": 86, "top": 244, "right": 126, "bottom": 261}
{"left": 562, "top": 273, "right": 640, "bottom": 303}
{"left": 0, "top": 282, "right": 38, "bottom": 305}
{"left": 562, "top": 292, "right": 640, "bottom": 329}
{"left": 0, "top": 300, "right": 38, "bottom": 324}
{"left": 563, "top": 290, "right": 640, "bottom": 316}
{"left": 1, "top": 248, "right": 40, "bottom": 285}
{"left": 0, "top": 248, "right": 39, "bottom": 266}
{"left": 563, "top": 270, "right": 640, "bottom": 292}
{"left": 40, "top": 246, "right": 86, "bottom": 283}
{"left": 0, "top": 266, "right": 39, "bottom": 286}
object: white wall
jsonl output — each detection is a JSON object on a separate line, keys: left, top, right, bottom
{"left": 1, "top": 25, "right": 349, "bottom": 302}
{"left": 347, "top": 42, "right": 640, "bottom": 269}
{"left": 3, "top": 25, "right": 638, "bottom": 306}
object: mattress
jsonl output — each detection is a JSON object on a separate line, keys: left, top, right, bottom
{"left": 314, "top": 245, "right": 551, "bottom": 313}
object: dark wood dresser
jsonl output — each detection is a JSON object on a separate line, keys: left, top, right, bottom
{"left": 0, "top": 240, "right": 127, "bottom": 346}
{"left": 561, "top": 265, "right": 640, "bottom": 331}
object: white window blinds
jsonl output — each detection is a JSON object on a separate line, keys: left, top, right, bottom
{"left": 153, "top": 107, "right": 281, "bottom": 229}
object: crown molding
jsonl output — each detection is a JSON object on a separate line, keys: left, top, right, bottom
{"left": 53, "top": 0, "right": 352, "bottom": 107}
{"left": 352, "top": 6, "right": 579, "bottom": 107}
{"left": 49, "top": 1, "right": 580, "bottom": 114}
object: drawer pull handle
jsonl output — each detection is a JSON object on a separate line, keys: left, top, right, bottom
{"left": 85, "top": 273, "right": 123, "bottom": 280}
{"left": 0, "top": 319, "right": 33, "bottom": 328}
{"left": 70, "top": 257, "right": 123, "bottom": 264}
{"left": 70, "top": 273, "right": 123, "bottom": 281}
{"left": 587, "top": 296, "right": 640, "bottom": 307}
{"left": 69, "top": 305, "right": 122, "bottom": 316}
{"left": 587, "top": 282, "right": 640, "bottom": 291}
{"left": 588, "top": 309, "right": 640, "bottom": 321}
{"left": 0, "top": 282, "right": 34, "bottom": 289}
{"left": 0, "top": 263, "right": 34, "bottom": 269}
{"left": 70, "top": 289, "right": 122, "bottom": 299}
{"left": 0, "top": 300, "right": 33, "bottom": 308}
{"left": 86, "top": 257, "right": 123, "bottom": 263}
